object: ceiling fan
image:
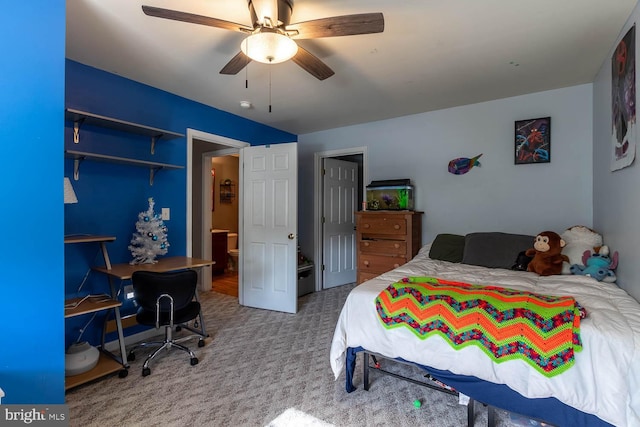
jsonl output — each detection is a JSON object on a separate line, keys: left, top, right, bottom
{"left": 142, "top": 0, "right": 384, "bottom": 80}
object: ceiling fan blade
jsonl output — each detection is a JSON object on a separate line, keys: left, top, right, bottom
{"left": 291, "top": 46, "right": 334, "bottom": 80}
{"left": 286, "top": 13, "right": 384, "bottom": 39}
{"left": 142, "top": 5, "right": 254, "bottom": 33}
{"left": 220, "top": 52, "right": 252, "bottom": 75}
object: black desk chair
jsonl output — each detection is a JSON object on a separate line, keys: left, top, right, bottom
{"left": 127, "top": 269, "right": 204, "bottom": 376}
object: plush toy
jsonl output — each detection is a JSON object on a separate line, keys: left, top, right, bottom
{"left": 570, "top": 246, "right": 619, "bottom": 282}
{"left": 525, "top": 231, "right": 570, "bottom": 276}
{"left": 560, "top": 226, "right": 603, "bottom": 274}
{"left": 511, "top": 251, "right": 533, "bottom": 271}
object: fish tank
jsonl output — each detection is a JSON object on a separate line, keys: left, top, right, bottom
{"left": 366, "top": 179, "right": 414, "bottom": 210}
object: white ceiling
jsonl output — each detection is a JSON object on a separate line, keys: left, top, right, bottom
{"left": 66, "top": 0, "right": 637, "bottom": 135}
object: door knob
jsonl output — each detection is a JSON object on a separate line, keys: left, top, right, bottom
{"left": 288, "top": 233, "right": 296, "bottom": 240}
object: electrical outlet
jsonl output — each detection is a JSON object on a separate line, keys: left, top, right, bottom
{"left": 161, "top": 207, "right": 170, "bottom": 221}
{"left": 124, "top": 285, "right": 135, "bottom": 300}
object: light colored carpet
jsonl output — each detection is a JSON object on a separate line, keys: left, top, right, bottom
{"left": 66, "top": 284, "right": 518, "bottom": 427}
{"left": 266, "top": 407, "right": 335, "bottom": 427}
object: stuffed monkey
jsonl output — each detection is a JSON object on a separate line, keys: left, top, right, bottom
{"left": 525, "top": 231, "right": 570, "bottom": 276}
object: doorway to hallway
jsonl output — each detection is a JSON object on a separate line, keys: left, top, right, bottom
{"left": 188, "top": 128, "right": 248, "bottom": 297}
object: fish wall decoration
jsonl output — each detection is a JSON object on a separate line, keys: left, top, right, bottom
{"left": 448, "top": 153, "right": 483, "bottom": 175}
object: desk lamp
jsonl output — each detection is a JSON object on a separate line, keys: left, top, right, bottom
{"left": 64, "top": 177, "right": 78, "bottom": 204}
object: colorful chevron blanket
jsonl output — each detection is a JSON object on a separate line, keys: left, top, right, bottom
{"left": 375, "top": 277, "right": 583, "bottom": 377}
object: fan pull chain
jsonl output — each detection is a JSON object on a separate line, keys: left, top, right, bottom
{"left": 269, "top": 65, "right": 272, "bottom": 113}
{"left": 245, "top": 38, "right": 249, "bottom": 89}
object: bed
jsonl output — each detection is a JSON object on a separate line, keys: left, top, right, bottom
{"left": 330, "top": 232, "right": 640, "bottom": 427}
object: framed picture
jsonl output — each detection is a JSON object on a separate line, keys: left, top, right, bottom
{"left": 514, "top": 116, "right": 551, "bottom": 164}
{"left": 611, "top": 25, "right": 636, "bottom": 171}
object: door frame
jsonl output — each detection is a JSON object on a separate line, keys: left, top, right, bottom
{"left": 313, "top": 146, "right": 368, "bottom": 291}
{"left": 186, "top": 128, "right": 249, "bottom": 295}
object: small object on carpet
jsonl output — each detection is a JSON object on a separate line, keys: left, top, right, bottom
{"left": 413, "top": 399, "right": 421, "bottom": 408}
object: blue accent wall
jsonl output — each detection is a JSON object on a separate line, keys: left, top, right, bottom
{"left": 1, "top": 7, "right": 296, "bottom": 401}
{"left": 0, "top": 1, "right": 66, "bottom": 404}
{"left": 63, "top": 61, "right": 296, "bottom": 348}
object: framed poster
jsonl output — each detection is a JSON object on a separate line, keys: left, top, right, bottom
{"left": 611, "top": 25, "right": 636, "bottom": 171}
{"left": 514, "top": 116, "right": 551, "bottom": 164}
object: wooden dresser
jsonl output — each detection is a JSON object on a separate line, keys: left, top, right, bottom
{"left": 355, "top": 210, "right": 423, "bottom": 284}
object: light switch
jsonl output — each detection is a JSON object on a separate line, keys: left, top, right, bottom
{"left": 161, "top": 207, "right": 170, "bottom": 221}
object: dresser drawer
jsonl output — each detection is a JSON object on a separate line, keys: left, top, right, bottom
{"left": 355, "top": 210, "right": 423, "bottom": 286}
{"left": 357, "top": 271, "right": 380, "bottom": 284}
{"left": 358, "top": 253, "right": 407, "bottom": 274}
{"left": 359, "top": 239, "right": 407, "bottom": 255}
{"left": 358, "top": 216, "right": 407, "bottom": 235}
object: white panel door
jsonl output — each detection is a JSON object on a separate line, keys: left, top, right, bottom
{"left": 241, "top": 143, "right": 298, "bottom": 313}
{"left": 322, "top": 158, "right": 357, "bottom": 288}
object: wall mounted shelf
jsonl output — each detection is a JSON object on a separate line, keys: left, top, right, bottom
{"left": 65, "top": 150, "right": 184, "bottom": 186}
{"left": 65, "top": 108, "right": 184, "bottom": 154}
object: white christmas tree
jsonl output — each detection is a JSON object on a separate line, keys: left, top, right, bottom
{"left": 128, "top": 197, "right": 169, "bottom": 264}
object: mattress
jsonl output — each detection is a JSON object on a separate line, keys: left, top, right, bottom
{"left": 330, "top": 245, "right": 640, "bottom": 426}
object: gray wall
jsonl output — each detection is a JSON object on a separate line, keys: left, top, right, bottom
{"left": 298, "top": 84, "right": 593, "bottom": 281}
{"left": 593, "top": 4, "right": 640, "bottom": 302}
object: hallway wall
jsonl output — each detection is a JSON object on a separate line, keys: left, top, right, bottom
{"left": 212, "top": 155, "right": 239, "bottom": 233}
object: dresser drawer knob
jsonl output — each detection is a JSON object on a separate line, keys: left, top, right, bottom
{"left": 394, "top": 243, "right": 400, "bottom": 249}
{"left": 364, "top": 242, "right": 370, "bottom": 247}
{"left": 393, "top": 263, "right": 400, "bottom": 268}
{"left": 363, "top": 223, "right": 370, "bottom": 229}
{"left": 364, "top": 260, "right": 370, "bottom": 267}
{"left": 394, "top": 224, "right": 400, "bottom": 230}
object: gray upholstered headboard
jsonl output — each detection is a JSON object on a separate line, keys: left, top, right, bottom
{"left": 429, "top": 232, "right": 534, "bottom": 269}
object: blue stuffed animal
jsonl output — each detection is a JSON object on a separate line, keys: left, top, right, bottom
{"left": 570, "top": 246, "right": 618, "bottom": 282}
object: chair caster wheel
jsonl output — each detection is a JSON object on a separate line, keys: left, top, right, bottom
{"left": 119, "top": 369, "right": 128, "bottom": 378}
{"left": 190, "top": 357, "right": 199, "bottom": 366}
{"left": 127, "top": 352, "right": 136, "bottom": 362}
{"left": 142, "top": 367, "right": 151, "bottom": 377}
{"left": 198, "top": 339, "right": 205, "bottom": 348}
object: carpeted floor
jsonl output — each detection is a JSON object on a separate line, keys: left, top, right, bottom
{"left": 66, "top": 284, "right": 518, "bottom": 427}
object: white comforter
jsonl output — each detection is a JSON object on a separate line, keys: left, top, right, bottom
{"left": 330, "top": 245, "right": 640, "bottom": 426}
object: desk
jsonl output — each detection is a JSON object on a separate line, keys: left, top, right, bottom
{"left": 93, "top": 256, "right": 215, "bottom": 280}
{"left": 93, "top": 256, "right": 215, "bottom": 339}
{"left": 65, "top": 234, "right": 115, "bottom": 268}
{"left": 64, "top": 235, "right": 128, "bottom": 390}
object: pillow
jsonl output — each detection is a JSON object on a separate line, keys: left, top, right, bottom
{"left": 462, "top": 232, "right": 534, "bottom": 269}
{"left": 428, "top": 234, "right": 465, "bottom": 263}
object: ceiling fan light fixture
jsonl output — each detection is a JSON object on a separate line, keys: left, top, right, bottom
{"left": 241, "top": 30, "right": 298, "bottom": 64}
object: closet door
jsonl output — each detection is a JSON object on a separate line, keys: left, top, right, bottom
{"left": 322, "top": 157, "right": 357, "bottom": 288}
